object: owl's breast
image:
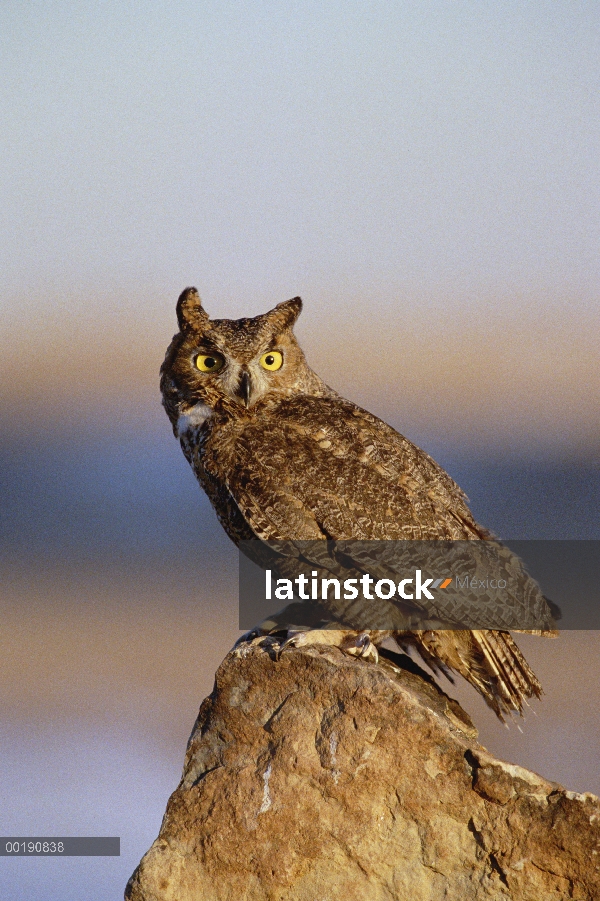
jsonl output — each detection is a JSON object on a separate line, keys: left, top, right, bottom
{"left": 177, "top": 413, "right": 257, "bottom": 544}
{"left": 181, "top": 411, "right": 247, "bottom": 480}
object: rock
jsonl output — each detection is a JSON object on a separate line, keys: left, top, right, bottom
{"left": 126, "top": 641, "right": 600, "bottom": 900}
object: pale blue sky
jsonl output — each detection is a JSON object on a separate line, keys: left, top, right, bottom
{"left": 2, "top": 1, "right": 599, "bottom": 314}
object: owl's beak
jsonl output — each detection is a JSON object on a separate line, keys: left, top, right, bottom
{"left": 237, "top": 370, "right": 251, "bottom": 408}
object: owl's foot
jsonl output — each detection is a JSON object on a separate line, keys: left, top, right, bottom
{"left": 235, "top": 625, "right": 276, "bottom": 648}
{"left": 233, "top": 633, "right": 285, "bottom": 659}
{"left": 234, "top": 601, "right": 334, "bottom": 651}
{"left": 279, "top": 629, "right": 379, "bottom": 664}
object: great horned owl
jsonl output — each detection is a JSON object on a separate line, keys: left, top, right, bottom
{"left": 161, "top": 287, "right": 556, "bottom": 721}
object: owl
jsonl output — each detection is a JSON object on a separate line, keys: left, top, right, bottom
{"left": 161, "top": 287, "right": 556, "bottom": 721}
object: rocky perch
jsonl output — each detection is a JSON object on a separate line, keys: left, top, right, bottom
{"left": 126, "top": 641, "right": 600, "bottom": 900}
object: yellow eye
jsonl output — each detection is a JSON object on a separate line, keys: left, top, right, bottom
{"left": 195, "top": 352, "right": 224, "bottom": 373}
{"left": 259, "top": 351, "right": 283, "bottom": 371}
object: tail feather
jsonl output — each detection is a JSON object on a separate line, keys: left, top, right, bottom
{"left": 472, "top": 630, "right": 541, "bottom": 715}
{"left": 394, "top": 628, "right": 546, "bottom": 722}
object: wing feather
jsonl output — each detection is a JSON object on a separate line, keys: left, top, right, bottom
{"left": 211, "top": 395, "right": 489, "bottom": 542}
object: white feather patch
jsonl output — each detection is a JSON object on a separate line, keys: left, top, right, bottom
{"left": 177, "top": 402, "right": 213, "bottom": 437}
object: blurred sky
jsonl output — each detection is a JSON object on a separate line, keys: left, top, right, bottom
{"left": 1, "top": 0, "right": 599, "bottom": 458}
{"left": 0, "top": 3, "right": 599, "bottom": 899}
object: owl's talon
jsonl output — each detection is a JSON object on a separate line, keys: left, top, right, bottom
{"left": 343, "top": 631, "right": 379, "bottom": 664}
{"left": 276, "top": 630, "right": 305, "bottom": 659}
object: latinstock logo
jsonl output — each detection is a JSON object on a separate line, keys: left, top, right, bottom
{"left": 265, "top": 569, "right": 454, "bottom": 602}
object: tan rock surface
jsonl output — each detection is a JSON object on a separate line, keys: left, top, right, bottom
{"left": 126, "top": 642, "right": 600, "bottom": 900}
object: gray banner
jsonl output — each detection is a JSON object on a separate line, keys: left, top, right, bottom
{"left": 238, "top": 540, "right": 599, "bottom": 631}
{"left": 0, "top": 838, "right": 120, "bottom": 856}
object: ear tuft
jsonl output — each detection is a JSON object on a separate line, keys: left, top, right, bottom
{"left": 268, "top": 296, "right": 303, "bottom": 331}
{"left": 176, "top": 287, "right": 210, "bottom": 331}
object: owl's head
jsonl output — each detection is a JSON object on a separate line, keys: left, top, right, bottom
{"left": 161, "top": 287, "right": 327, "bottom": 435}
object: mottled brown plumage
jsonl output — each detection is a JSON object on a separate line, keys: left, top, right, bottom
{"left": 161, "top": 288, "right": 555, "bottom": 721}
